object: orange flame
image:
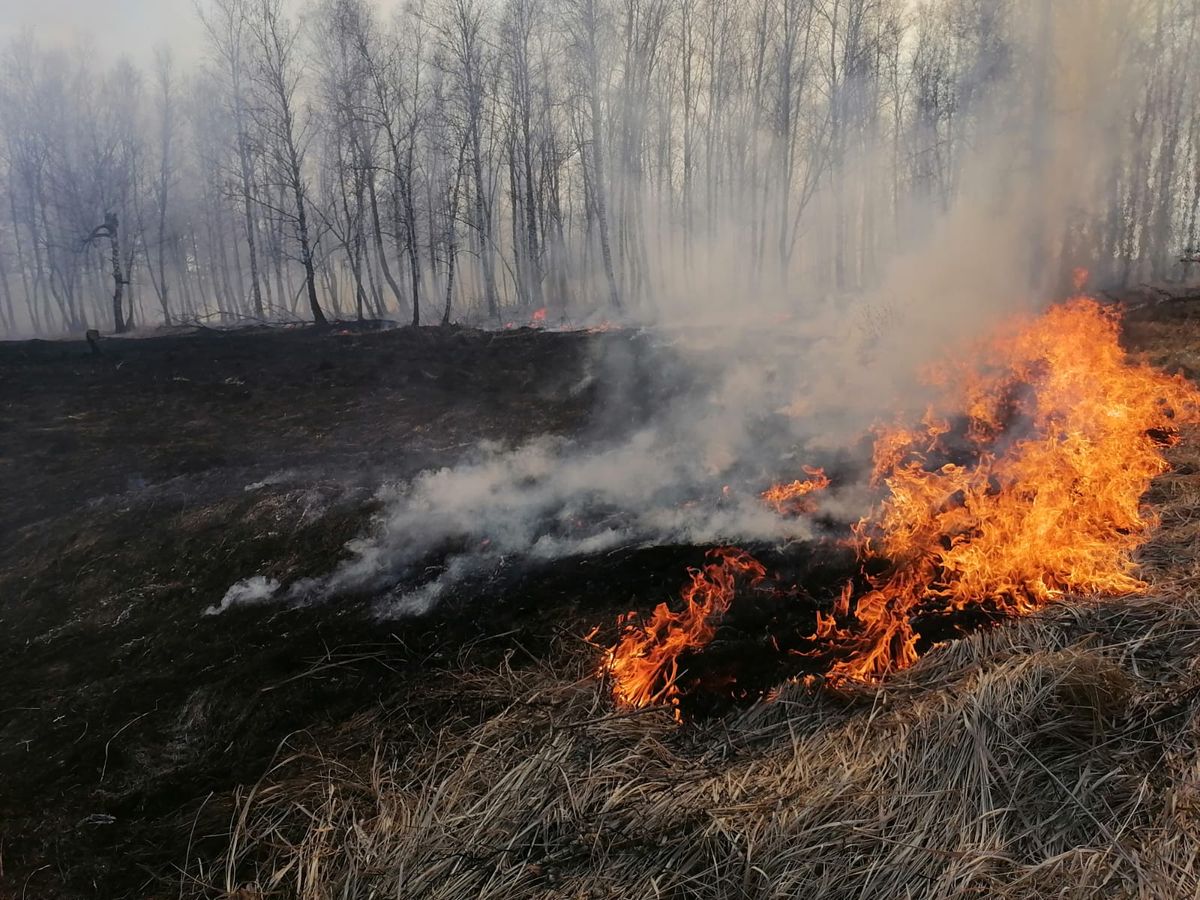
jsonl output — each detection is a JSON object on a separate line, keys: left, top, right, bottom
{"left": 600, "top": 548, "right": 766, "bottom": 718}
{"left": 599, "top": 295, "right": 1200, "bottom": 712}
{"left": 531, "top": 307, "right": 547, "bottom": 324}
{"left": 819, "top": 297, "right": 1199, "bottom": 682}
{"left": 761, "top": 467, "right": 830, "bottom": 514}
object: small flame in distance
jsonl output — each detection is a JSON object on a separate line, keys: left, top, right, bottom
{"left": 598, "top": 292, "right": 1200, "bottom": 712}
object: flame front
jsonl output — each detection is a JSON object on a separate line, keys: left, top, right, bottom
{"left": 600, "top": 295, "right": 1200, "bottom": 711}
{"left": 822, "top": 296, "right": 1199, "bottom": 681}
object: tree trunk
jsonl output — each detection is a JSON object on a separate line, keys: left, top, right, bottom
{"left": 367, "top": 172, "right": 407, "bottom": 315}
{"left": 234, "top": 97, "right": 265, "bottom": 318}
{"left": 0, "top": 234, "right": 16, "bottom": 334}
{"left": 471, "top": 127, "right": 499, "bottom": 317}
{"left": 588, "top": 75, "right": 621, "bottom": 311}
{"left": 406, "top": 144, "right": 422, "bottom": 327}
{"left": 102, "top": 213, "right": 127, "bottom": 334}
{"left": 291, "top": 151, "right": 327, "bottom": 326}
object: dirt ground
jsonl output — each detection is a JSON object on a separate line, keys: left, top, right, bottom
{"left": 2, "top": 302, "right": 1199, "bottom": 898}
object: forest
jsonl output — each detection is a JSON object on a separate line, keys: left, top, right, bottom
{"left": 2, "top": 0, "right": 1199, "bottom": 337}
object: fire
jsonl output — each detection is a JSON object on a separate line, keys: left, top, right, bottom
{"left": 599, "top": 294, "right": 1200, "bottom": 712}
{"left": 599, "top": 548, "right": 766, "bottom": 719}
{"left": 819, "top": 296, "right": 1199, "bottom": 681}
{"left": 531, "top": 307, "right": 547, "bottom": 325}
{"left": 761, "top": 466, "right": 830, "bottom": 514}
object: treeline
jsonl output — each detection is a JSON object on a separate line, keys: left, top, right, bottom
{"left": 0, "top": 0, "right": 1198, "bottom": 336}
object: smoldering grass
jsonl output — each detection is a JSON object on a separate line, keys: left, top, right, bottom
{"left": 205, "top": 576, "right": 282, "bottom": 616}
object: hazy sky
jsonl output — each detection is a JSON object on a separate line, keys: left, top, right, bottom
{"left": 0, "top": 0, "right": 935, "bottom": 65}
{"left": 0, "top": 0, "right": 205, "bottom": 60}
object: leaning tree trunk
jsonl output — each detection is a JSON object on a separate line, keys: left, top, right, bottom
{"left": 367, "top": 174, "right": 406, "bottom": 317}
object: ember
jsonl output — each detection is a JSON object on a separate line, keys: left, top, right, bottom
{"left": 599, "top": 292, "right": 1200, "bottom": 714}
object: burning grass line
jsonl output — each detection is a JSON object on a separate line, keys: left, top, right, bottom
{"left": 194, "top": 590, "right": 1200, "bottom": 898}
{"left": 595, "top": 298, "right": 1200, "bottom": 721}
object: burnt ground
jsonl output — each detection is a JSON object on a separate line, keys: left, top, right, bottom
{"left": 0, "top": 323, "right": 666, "bottom": 898}
{"left": 1, "top": 302, "right": 1199, "bottom": 898}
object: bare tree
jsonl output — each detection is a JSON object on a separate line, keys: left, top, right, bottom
{"left": 566, "top": 0, "right": 621, "bottom": 311}
{"left": 2, "top": 0, "right": 1200, "bottom": 335}
{"left": 198, "top": 0, "right": 268, "bottom": 319}
{"left": 501, "top": 0, "right": 545, "bottom": 309}
{"left": 85, "top": 212, "right": 128, "bottom": 333}
{"left": 249, "top": 0, "right": 328, "bottom": 325}
{"left": 142, "top": 49, "right": 178, "bottom": 326}
{"left": 440, "top": 0, "right": 501, "bottom": 317}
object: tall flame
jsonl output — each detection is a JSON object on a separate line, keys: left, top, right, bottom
{"left": 599, "top": 294, "right": 1200, "bottom": 711}
{"left": 820, "top": 296, "right": 1199, "bottom": 681}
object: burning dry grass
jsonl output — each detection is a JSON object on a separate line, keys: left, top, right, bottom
{"left": 194, "top": 591, "right": 1200, "bottom": 899}
{"left": 189, "top": 311, "right": 1200, "bottom": 899}
{"left": 594, "top": 297, "right": 1200, "bottom": 714}
{"left": 194, "top": 443, "right": 1200, "bottom": 899}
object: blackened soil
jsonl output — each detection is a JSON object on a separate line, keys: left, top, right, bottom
{"left": 0, "top": 323, "right": 676, "bottom": 899}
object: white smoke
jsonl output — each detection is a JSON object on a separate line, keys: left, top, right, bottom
{"left": 208, "top": 0, "right": 1139, "bottom": 617}
{"left": 205, "top": 575, "right": 281, "bottom": 615}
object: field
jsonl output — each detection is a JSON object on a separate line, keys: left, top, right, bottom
{"left": 4, "top": 302, "right": 1200, "bottom": 898}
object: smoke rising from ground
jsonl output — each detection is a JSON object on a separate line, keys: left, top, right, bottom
{"left": 220, "top": 327, "right": 860, "bottom": 614}
{"left": 5, "top": 0, "right": 1183, "bottom": 612}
